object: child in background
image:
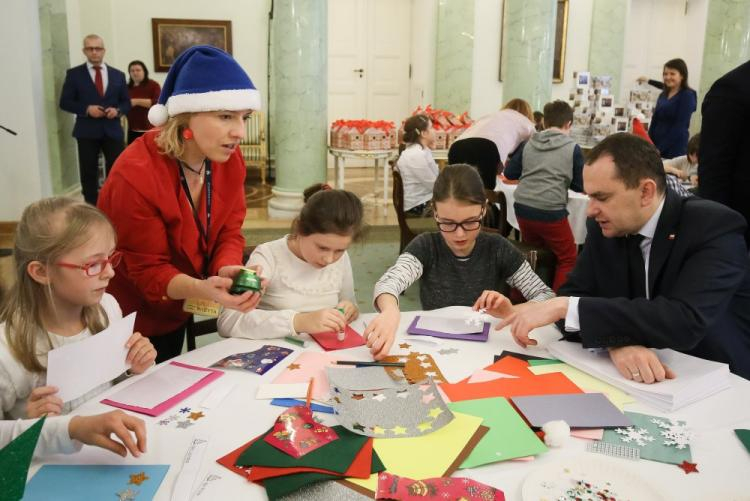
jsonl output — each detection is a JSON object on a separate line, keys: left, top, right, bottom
{"left": 664, "top": 133, "right": 700, "bottom": 187}
{"left": 0, "top": 198, "right": 156, "bottom": 419}
{"left": 503, "top": 100, "right": 584, "bottom": 291}
{"left": 365, "top": 164, "right": 555, "bottom": 359}
{"left": 218, "top": 185, "right": 364, "bottom": 340}
{"left": 533, "top": 111, "right": 545, "bottom": 131}
{"left": 396, "top": 114, "right": 439, "bottom": 217}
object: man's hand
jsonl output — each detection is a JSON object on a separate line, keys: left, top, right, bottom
{"left": 87, "top": 105, "right": 105, "bottom": 118}
{"left": 608, "top": 345, "right": 676, "bottom": 384}
{"left": 104, "top": 107, "right": 119, "bottom": 119}
{"left": 497, "top": 297, "right": 569, "bottom": 347}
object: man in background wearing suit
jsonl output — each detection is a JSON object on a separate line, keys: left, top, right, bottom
{"left": 60, "top": 34, "right": 131, "bottom": 205}
{"left": 497, "top": 133, "right": 750, "bottom": 381}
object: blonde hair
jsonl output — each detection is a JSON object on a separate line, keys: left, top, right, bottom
{"left": 154, "top": 113, "right": 192, "bottom": 159}
{"left": 0, "top": 197, "right": 113, "bottom": 372}
{"left": 502, "top": 98, "right": 534, "bottom": 121}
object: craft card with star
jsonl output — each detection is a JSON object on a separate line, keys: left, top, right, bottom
{"left": 264, "top": 405, "right": 339, "bottom": 458}
{"left": 271, "top": 351, "right": 350, "bottom": 402}
{"left": 212, "top": 345, "right": 292, "bottom": 375}
{"left": 22, "top": 465, "right": 169, "bottom": 501}
{"left": 328, "top": 376, "right": 454, "bottom": 438}
{"left": 381, "top": 352, "right": 448, "bottom": 384}
{"left": 601, "top": 411, "right": 692, "bottom": 465}
{"left": 407, "top": 315, "right": 490, "bottom": 342}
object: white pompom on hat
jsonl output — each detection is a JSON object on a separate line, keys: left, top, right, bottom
{"left": 148, "top": 45, "right": 261, "bottom": 127}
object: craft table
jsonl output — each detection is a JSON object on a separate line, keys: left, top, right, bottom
{"left": 328, "top": 147, "right": 397, "bottom": 216}
{"left": 31, "top": 307, "right": 750, "bottom": 500}
{"left": 496, "top": 180, "right": 591, "bottom": 245}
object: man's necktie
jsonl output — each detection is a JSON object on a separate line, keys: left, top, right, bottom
{"left": 93, "top": 65, "right": 104, "bottom": 97}
{"left": 627, "top": 233, "right": 647, "bottom": 298}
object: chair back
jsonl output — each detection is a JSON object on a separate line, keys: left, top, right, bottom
{"left": 239, "top": 111, "right": 268, "bottom": 184}
{"left": 392, "top": 166, "right": 415, "bottom": 253}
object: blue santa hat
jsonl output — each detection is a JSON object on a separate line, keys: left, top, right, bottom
{"left": 148, "top": 45, "right": 261, "bottom": 127}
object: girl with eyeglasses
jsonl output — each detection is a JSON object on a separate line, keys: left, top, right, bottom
{"left": 365, "top": 164, "right": 554, "bottom": 359}
{"left": 0, "top": 198, "right": 156, "bottom": 420}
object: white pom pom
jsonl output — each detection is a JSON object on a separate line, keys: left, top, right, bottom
{"left": 148, "top": 104, "right": 169, "bottom": 127}
{"left": 542, "top": 420, "right": 570, "bottom": 447}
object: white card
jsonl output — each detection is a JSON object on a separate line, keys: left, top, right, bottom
{"left": 47, "top": 313, "right": 136, "bottom": 403}
{"left": 415, "top": 316, "right": 482, "bottom": 335}
{"left": 106, "top": 363, "right": 210, "bottom": 409}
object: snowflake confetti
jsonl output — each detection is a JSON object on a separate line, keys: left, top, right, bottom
{"left": 650, "top": 418, "right": 692, "bottom": 449}
{"left": 614, "top": 426, "right": 655, "bottom": 447}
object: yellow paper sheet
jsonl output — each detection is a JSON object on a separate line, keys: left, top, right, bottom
{"left": 347, "top": 411, "right": 483, "bottom": 491}
{"left": 528, "top": 363, "right": 635, "bottom": 409}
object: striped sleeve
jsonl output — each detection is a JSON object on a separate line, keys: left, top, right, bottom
{"left": 372, "top": 253, "right": 424, "bottom": 310}
{"left": 506, "top": 261, "right": 556, "bottom": 302}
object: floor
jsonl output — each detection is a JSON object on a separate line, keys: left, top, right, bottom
{"left": 0, "top": 166, "right": 421, "bottom": 351}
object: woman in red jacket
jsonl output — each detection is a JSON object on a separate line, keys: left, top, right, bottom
{"left": 98, "top": 46, "right": 262, "bottom": 362}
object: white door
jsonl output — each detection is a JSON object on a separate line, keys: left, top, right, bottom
{"left": 328, "top": 0, "right": 412, "bottom": 165}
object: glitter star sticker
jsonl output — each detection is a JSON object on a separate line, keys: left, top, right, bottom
{"left": 371, "top": 426, "right": 386, "bottom": 435}
{"left": 287, "top": 363, "right": 301, "bottom": 370}
{"left": 678, "top": 461, "right": 699, "bottom": 474}
{"left": 128, "top": 472, "right": 149, "bottom": 486}
{"left": 391, "top": 426, "right": 407, "bottom": 435}
{"left": 417, "top": 421, "right": 433, "bottom": 432}
{"left": 179, "top": 407, "right": 191, "bottom": 413}
{"left": 398, "top": 342, "right": 411, "bottom": 349}
{"left": 428, "top": 407, "right": 444, "bottom": 419}
{"left": 421, "top": 392, "right": 436, "bottom": 404}
{"left": 372, "top": 393, "right": 387, "bottom": 402}
{"left": 117, "top": 488, "right": 138, "bottom": 501}
{"left": 352, "top": 422, "right": 366, "bottom": 432}
{"left": 176, "top": 420, "right": 194, "bottom": 429}
{"left": 189, "top": 411, "right": 205, "bottom": 421}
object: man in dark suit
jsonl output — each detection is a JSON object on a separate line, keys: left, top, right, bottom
{"left": 699, "top": 60, "right": 750, "bottom": 248}
{"left": 498, "top": 133, "right": 750, "bottom": 381}
{"left": 60, "top": 34, "right": 131, "bottom": 205}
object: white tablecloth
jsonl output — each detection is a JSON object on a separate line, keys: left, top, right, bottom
{"left": 32, "top": 307, "right": 750, "bottom": 500}
{"left": 496, "top": 181, "right": 590, "bottom": 245}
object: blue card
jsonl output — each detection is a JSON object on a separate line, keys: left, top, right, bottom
{"left": 23, "top": 464, "right": 169, "bottom": 501}
{"left": 270, "top": 398, "right": 335, "bottom": 414}
{"left": 212, "top": 345, "right": 292, "bottom": 375}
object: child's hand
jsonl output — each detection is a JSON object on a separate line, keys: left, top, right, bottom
{"left": 26, "top": 386, "right": 63, "bottom": 418}
{"left": 68, "top": 410, "right": 147, "bottom": 457}
{"left": 336, "top": 300, "right": 359, "bottom": 323}
{"left": 125, "top": 332, "right": 156, "bottom": 374}
{"left": 364, "top": 309, "right": 399, "bottom": 360}
{"left": 689, "top": 175, "right": 698, "bottom": 187}
{"left": 473, "top": 290, "right": 514, "bottom": 318}
{"left": 293, "top": 308, "right": 347, "bottom": 334}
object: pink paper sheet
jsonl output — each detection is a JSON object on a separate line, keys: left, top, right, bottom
{"left": 271, "top": 351, "right": 353, "bottom": 401}
{"left": 101, "top": 361, "right": 223, "bottom": 417}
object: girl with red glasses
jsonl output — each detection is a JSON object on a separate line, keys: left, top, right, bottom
{"left": 0, "top": 198, "right": 156, "bottom": 420}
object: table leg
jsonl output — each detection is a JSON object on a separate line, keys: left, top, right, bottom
{"left": 337, "top": 156, "right": 346, "bottom": 189}
{"left": 382, "top": 157, "right": 389, "bottom": 216}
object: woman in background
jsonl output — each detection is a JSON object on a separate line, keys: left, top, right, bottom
{"left": 126, "top": 60, "right": 161, "bottom": 144}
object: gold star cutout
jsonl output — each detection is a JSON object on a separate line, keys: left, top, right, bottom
{"left": 417, "top": 421, "right": 433, "bottom": 432}
{"left": 287, "top": 363, "right": 301, "bottom": 370}
{"left": 391, "top": 425, "right": 407, "bottom": 435}
{"left": 428, "top": 407, "right": 443, "bottom": 419}
{"left": 398, "top": 342, "right": 411, "bottom": 349}
{"left": 371, "top": 426, "right": 386, "bottom": 435}
{"left": 189, "top": 411, "right": 205, "bottom": 421}
{"left": 128, "top": 471, "right": 149, "bottom": 485}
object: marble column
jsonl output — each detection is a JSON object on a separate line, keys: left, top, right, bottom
{"left": 39, "top": 0, "right": 78, "bottom": 194}
{"left": 694, "top": 0, "right": 750, "bottom": 130}
{"left": 588, "top": 0, "right": 627, "bottom": 99}
{"left": 434, "top": 0, "right": 474, "bottom": 114}
{"left": 268, "top": 0, "right": 327, "bottom": 219}
{"left": 501, "top": 0, "right": 556, "bottom": 112}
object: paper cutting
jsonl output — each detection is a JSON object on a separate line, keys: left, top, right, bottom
{"left": 212, "top": 345, "right": 292, "bottom": 374}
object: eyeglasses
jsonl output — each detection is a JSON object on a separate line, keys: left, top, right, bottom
{"left": 434, "top": 210, "right": 484, "bottom": 232}
{"left": 56, "top": 251, "right": 122, "bottom": 277}
{"left": 84, "top": 47, "right": 105, "bottom": 52}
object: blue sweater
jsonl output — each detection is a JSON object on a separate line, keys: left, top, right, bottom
{"left": 648, "top": 81, "right": 697, "bottom": 159}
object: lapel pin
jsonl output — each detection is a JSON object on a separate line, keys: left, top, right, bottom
{"left": 668, "top": 233, "right": 676, "bottom": 240}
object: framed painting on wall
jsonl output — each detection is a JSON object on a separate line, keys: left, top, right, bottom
{"left": 498, "top": 0, "right": 569, "bottom": 83}
{"left": 151, "top": 18, "right": 233, "bottom": 72}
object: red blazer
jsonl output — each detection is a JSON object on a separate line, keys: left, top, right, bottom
{"left": 98, "top": 130, "right": 246, "bottom": 337}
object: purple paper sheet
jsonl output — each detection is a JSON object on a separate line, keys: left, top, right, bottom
{"left": 407, "top": 316, "right": 489, "bottom": 342}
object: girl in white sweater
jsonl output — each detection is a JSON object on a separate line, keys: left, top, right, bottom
{"left": 218, "top": 185, "right": 364, "bottom": 340}
{"left": 0, "top": 198, "right": 155, "bottom": 420}
{"left": 396, "top": 114, "right": 439, "bottom": 216}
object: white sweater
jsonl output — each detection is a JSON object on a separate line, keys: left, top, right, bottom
{"left": 396, "top": 144, "right": 439, "bottom": 211}
{"left": 0, "top": 293, "right": 122, "bottom": 419}
{"left": 218, "top": 236, "right": 357, "bottom": 339}
{"left": 0, "top": 416, "right": 80, "bottom": 456}
{"left": 456, "top": 109, "right": 535, "bottom": 163}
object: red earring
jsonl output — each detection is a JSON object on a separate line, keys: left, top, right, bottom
{"left": 182, "top": 128, "right": 194, "bottom": 140}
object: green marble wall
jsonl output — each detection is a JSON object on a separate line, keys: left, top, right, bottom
{"left": 39, "top": 0, "right": 78, "bottom": 194}
{"left": 434, "top": 0, "right": 474, "bottom": 114}
{"left": 588, "top": 0, "right": 626, "bottom": 97}
{"left": 501, "top": 0, "right": 556, "bottom": 112}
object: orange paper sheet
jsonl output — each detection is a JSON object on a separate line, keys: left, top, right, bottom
{"left": 440, "top": 372, "right": 582, "bottom": 402}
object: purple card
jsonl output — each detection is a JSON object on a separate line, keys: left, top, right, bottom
{"left": 212, "top": 345, "right": 292, "bottom": 375}
{"left": 407, "top": 316, "right": 489, "bottom": 342}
